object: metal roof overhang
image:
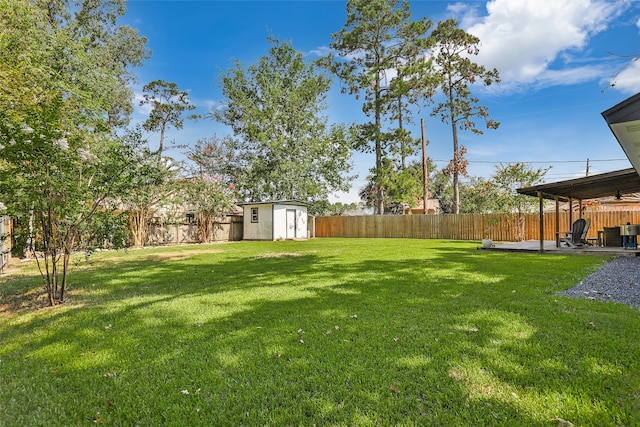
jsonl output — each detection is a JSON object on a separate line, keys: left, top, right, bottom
{"left": 602, "top": 92, "right": 640, "bottom": 173}
{"left": 517, "top": 168, "right": 640, "bottom": 201}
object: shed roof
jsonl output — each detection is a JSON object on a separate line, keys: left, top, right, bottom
{"left": 517, "top": 168, "right": 640, "bottom": 201}
{"left": 240, "top": 200, "right": 310, "bottom": 207}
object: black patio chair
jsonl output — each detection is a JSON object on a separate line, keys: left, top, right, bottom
{"left": 559, "top": 218, "right": 587, "bottom": 247}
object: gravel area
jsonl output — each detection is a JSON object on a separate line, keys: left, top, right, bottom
{"left": 559, "top": 257, "right": 640, "bottom": 310}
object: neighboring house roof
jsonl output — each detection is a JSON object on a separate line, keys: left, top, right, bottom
{"left": 342, "top": 207, "right": 375, "bottom": 216}
{"left": 404, "top": 198, "right": 441, "bottom": 214}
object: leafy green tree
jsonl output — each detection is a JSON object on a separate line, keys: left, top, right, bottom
{"left": 0, "top": 117, "right": 142, "bottom": 305}
{"left": 182, "top": 174, "right": 237, "bottom": 243}
{"left": 186, "top": 135, "right": 234, "bottom": 181}
{"left": 431, "top": 18, "right": 500, "bottom": 214}
{"left": 211, "top": 37, "right": 353, "bottom": 204}
{"left": 140, "top": 80, "right": 198, "bottom": 160}
{"left": 312, "top": 201, "right": 360, "bottom": 216}
{"left": 118, "top": 128, "right": 179, "bottom": 247}
{"left": 35, "top": 0, "right": 148, "bottom": 130}
{"left": 0, "top": 0, "right": 147, "bottom": 305}
{"left": 458, "top": 177, "right": 501, "bottom": 214}
{"left": 360, "top": 158, "right": 437, "bottom": 214}
{"left": 360, "top": 161, "right": 404, "bottom": 213}
{"left": 491, "top": 162, "right": 549, "bottom": 215}
{"left": 388, "top": 24, "right": 439, "bottom": 171}
{"left": 82, "top": 209, "right": 130, "bottom": 254}
{"left": 325, "top": 0, "right": 433, "bottom": 214}
{"left": 429, "top": 168, "right": 454, "bottom": 214}
{"left": 387, "top": 160, "right": 427, "bottom": 210}
{"left": 490, "top": 162, "right": 549, "bottom": 240}
{"left": 185, "top": 136, "right": 238, "bottom": 243}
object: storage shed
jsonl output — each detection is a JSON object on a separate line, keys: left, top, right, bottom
{"left": 242, "top": 201, "right": 309, "bottom": 241}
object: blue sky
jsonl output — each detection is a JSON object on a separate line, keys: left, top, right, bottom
{"left": 122, "top": 0, "right": 640, "bottom": 203}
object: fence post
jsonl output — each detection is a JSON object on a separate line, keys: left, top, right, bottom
{"left": 538, "top": 192, "right": 544, "bottom": 252}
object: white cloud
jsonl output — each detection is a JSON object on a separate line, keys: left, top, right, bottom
{"left": 202, "top": 99, "right": 221, "bottom": 111}
{"left": 447, "top": 1, "right": 483, "bottom": 29}
{"left": 536, "top": 64, "right": 612, "bottom": 88}
{"left": 611, "top": 59, "right": 640, "bottom": 93}
{"left": 133, "top": 90, "right": 152, "bottom": 115}
{"left": 464, "top": 0, "right": 625, "bottom": 87}
{"left": 308, "top": 45, "right": 331, "bottom": 58}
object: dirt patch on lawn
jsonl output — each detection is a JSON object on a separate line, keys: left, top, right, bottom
{"left": 0, "top": 288, "right": 50, "bottom": 317}
{"left": 253, "top": 252, "right": 305, "bottom": 259}
{"left": 140, "top": 248, "right": 225, "bottom": 262}
{"left": 88, "top": 247, "right": 226, "bottom": 264}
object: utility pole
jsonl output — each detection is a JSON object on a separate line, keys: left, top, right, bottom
{"left": 585, "top": 158, "right": 590, "bottom": 177}
{"left": 421, "top": 118, "right": 428, "bottom": 214}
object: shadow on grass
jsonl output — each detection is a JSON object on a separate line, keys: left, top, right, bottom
{"left": 1, "top": 240, "right": 638, "bottom": 425}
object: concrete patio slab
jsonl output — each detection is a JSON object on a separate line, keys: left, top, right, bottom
{"left": 479, "top": 240, "right": 640, "bottom": 256}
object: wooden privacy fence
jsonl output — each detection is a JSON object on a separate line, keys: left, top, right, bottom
{"left": 315, "top": 211, "right": 640, "bottom": 242}
{"left": 145, "top": 216, "right": 243, "bottom": 246}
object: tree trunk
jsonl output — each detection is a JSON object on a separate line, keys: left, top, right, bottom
{"left": 375, "top": 78, "right": 384, "bottom": 215}
{"left": 46, "top": 264, "right": 55, "bottom": 307}
{"left": 38, "top": 209, "right": 60, "bottom": 306}
{"left": 128, "top": 208, "right": 150, "bottom": 247}
{"left": 421, "top": 118, "right": 428, "bottom": 213}
{"left": 60, "top": 251, "right": 70, "bottom": 303}
{"left": 451, "top": 121, "right": 460, "bottom": 215}
{"left": 158, "top": 125, "right": 166, "bottom": 161}
{"left": 398, "top": 95, "right": 405, "bottom": 170}
{"left": 197, "top": 211, "right": 218, "bottom": 243}
{"left": 448, "top": 83, "right": 460, "bottom": 215}
{"left": 59, "top": 231, "right": 77, "bottom": 304}
{"left": 197, "top": 211, "right": 209, "bottom": 243}
{"left": 48, "top": 250, "right": 59, "bottom": 305}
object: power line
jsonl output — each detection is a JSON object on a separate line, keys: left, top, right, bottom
{"left": 431, "top": 158, "right": 628, "bottom": 164}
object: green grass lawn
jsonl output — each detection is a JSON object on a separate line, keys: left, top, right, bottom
{"left": 1, "top": 238, "right": 639, "bottom": 426}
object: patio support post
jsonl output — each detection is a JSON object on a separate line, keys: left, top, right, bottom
{"left": 555, "top": 196, "right": 560, "bottom": 247}
{"left": 568, "top": 198, "right": 573, "bottom": 226}
{"left": 538, "top": 191, "right": 544, "bottom": 252}
{"left": 578, "top": 199, "right": 583, "bottom": 218}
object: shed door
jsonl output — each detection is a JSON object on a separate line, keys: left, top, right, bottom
{"left": 286, "top": 209, "right": 296, "bottom": 239}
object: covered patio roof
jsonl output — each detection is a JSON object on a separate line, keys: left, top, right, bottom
{"left": 516, "top": 168, "right": 640, "bottom": 253}
{"left": 517, "top": 168, "right": 640, "bottom": 201}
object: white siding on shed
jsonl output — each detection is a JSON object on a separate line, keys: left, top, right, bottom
{"left": 273, "top": 204, "right": 307, "bottom": 240}
{"left": 242, "top": 201, "right": 308, "bottom": 241}
{"left": 243, "top": 204, "right": 274, "bottom": 240}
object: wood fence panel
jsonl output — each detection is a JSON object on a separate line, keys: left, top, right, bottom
{"left": 314, "top": 211, "right": 640, "bottom": 241}
{"left": 340, "top": 217, "right": 351, "bottom": 237}
{"left": 342, "top": 217, "right": 352, "bottom": 237}
{"left": 145, "top": 217, "right": 244, "bottom": 246}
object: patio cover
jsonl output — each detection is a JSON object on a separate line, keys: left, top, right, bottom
{"left": 516, "top": 167, "right": 640, "bottom": 252}
{"left": 516, "top": 168, "right": 640, "bottom": 201}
